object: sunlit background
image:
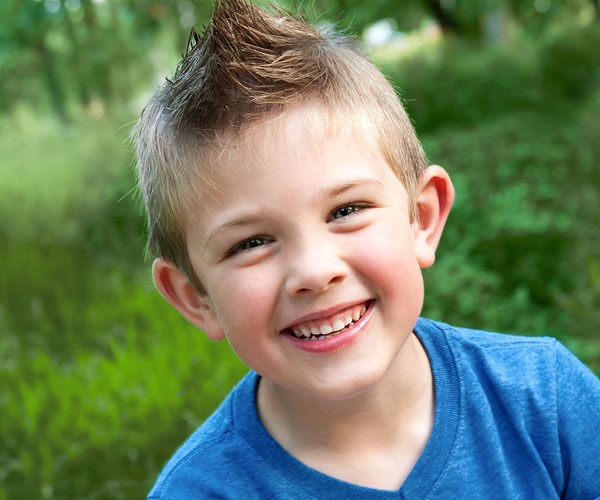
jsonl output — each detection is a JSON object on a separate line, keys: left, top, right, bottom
{"left": 1, "top": 0, "right": 599, "bottom": 498}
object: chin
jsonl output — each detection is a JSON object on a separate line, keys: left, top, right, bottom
{"left": 296, "top": 363, "right": 392, "bottom": 402}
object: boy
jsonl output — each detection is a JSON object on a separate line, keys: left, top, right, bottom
{"left": 135, "top": 0, "right": 600, "bottom": 498}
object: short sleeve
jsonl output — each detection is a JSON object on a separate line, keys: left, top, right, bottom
{"left": 554, "top": 341, "right": 600, "bottom": 499}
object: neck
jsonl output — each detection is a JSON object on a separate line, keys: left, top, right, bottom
{"left": 256, "top": 332, "right": 434, "bottom": 460}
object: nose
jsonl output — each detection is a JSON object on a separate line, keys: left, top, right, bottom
{"left": 284, "top": 241, "right": 347, "bottom": 296}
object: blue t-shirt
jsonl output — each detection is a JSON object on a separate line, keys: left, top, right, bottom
{"left": 148, "top": 318, "right": 600, "bottom": 499}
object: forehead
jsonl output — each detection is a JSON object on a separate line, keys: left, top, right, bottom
{"left": 245, "top": 104, "right": 378, "bottom": 158}
{"left": 191, "top": 103, "right": 381, "bottom": 203}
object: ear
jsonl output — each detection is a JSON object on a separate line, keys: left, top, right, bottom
{"left": 152, "top": 258, "right": 226, "bottom": 341}
{"left": 412, "top": 165, "right": 455, "bottom": 268}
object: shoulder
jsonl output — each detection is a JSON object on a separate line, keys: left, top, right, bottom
{"left": 439, "top": 320, "right": 595, "bottom": 387}
{"left": 147, "top": 371, "right": 323, "bottom": 500}
{"left": 147, "top": 372, "right": 262, "bottom": 500}
{"left": 418, "top": 317, "right": 564, "bottom": 376}
{"left": 417, "top": 318, "right": 600, "bottom": 499}
{"left": 415, "top": 319, "right": 600, "bottom": 499}
{"left": 416, "top": 317, "right": 599, "bottom": 418}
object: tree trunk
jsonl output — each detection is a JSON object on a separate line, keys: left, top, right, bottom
{"left": 83, "top": 0, "right": 97, "bottom": 30}
{"left": 63, "top": 10, "right": 91, "bottom": 107}
{"left": 592, "top": 0, "right": 600, "bottom": 21}
{"left": 35, "top": 40, "right": 69, "bottom": 123}
{"left": 423, "top": 0, "right": 462, "bottom": 35}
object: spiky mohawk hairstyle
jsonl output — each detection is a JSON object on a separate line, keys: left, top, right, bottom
{"left": 171, "top": 0, "right": 332, "bottom": 120}
{"left": 135, "top": 0, "right": 427, "bottom": 293}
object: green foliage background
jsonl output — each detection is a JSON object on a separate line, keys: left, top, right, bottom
{"left": 1, "top": 0, "right": 599, "bottom": 498}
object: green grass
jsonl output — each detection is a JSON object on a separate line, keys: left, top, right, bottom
{"left": 2, "top": 277, "right": 246, "bottom": 499}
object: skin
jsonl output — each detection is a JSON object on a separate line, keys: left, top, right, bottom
{"left": 153, "top": 106, "right": 454, "bottom": 490}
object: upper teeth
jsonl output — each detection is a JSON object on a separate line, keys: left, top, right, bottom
{"left": 290, "top": 304, "right": 367, "bottom": 338}
{"left": 332, "top": 320, "right": 345, "bottom": 332}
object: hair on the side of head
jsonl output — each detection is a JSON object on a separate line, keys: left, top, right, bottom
{"left": 135, "top": 0, "right": 427, "bottom": 293}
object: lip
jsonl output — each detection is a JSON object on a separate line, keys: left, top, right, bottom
{"left": 281, "top": 300, "right": 375, "bottom": 353}
{"left": 281, "top": 299, "right": 371, "bottom": 332}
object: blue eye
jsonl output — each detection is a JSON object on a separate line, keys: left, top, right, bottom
{"left": 329, "top": 203, "right": 369, "bottom": 221}
{"left": 228, "top": 237, "right": 269, "bottom": 257}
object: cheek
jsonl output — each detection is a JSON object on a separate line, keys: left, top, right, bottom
{"left": 349, "top": 226, "right": 423, "bottom": 300}
{"left": 210, "top": 268, "right": 278, "bottom": 333}
{"left": 353, "top": 221, "right": 417, "bottom": 270}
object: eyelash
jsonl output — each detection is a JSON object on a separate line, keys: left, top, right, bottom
{"left": 227, "top": 236, "right": 271, "bottom": 257}
{"left": 226, "top": 202, "right": 372, "bottom": 257}
{"left": 328, "top": 202, "right": 371, "bottom": 222}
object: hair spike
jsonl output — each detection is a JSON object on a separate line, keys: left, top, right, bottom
{"left": 184, "top": 27, "right": 202, "bottom": 58}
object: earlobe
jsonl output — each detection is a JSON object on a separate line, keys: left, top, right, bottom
{"left": 152, "top": 258, "right": 226, "bottom": 341}
{"left": 413, "top": 165, "right": 455, "bottom": 268}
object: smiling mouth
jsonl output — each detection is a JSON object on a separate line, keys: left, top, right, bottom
{"left": 285, "top": 301, "right": 371, "bottom": 341}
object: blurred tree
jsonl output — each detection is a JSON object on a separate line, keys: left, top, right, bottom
{"left": 0, "top": 1, "right": 69, "bottom": 120}
{"left": 0, "top": 0, "right": 215, "bottom": 120}
{"left": 1, "top": 0, "right": 597, "bottom": 122}
{"left": 306, "top": 0, "right": 599, "bottom": 41}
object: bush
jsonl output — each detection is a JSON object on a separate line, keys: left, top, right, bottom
{"left": 376, "top": 22, "right": 600, "bottom": 134}
{"left": 421, "top": 97, "right": 600, "bottom": 371}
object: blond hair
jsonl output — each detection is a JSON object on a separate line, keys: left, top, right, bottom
{"left": 135, "top": 0, "right": 427, "bottom": 293}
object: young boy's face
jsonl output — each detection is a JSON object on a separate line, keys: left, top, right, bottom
{"left": 155, "top": 107, "right": 452, "bottom": 402}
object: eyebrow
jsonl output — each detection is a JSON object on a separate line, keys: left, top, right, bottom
{"left": 202, "top": 212, "right": 265, "bottom": 251}
{"left": 326, "top": 178, "right": 384, "bottom": 197}
{"left": 202, "top": 177, "right": 384, "bottom": 249}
